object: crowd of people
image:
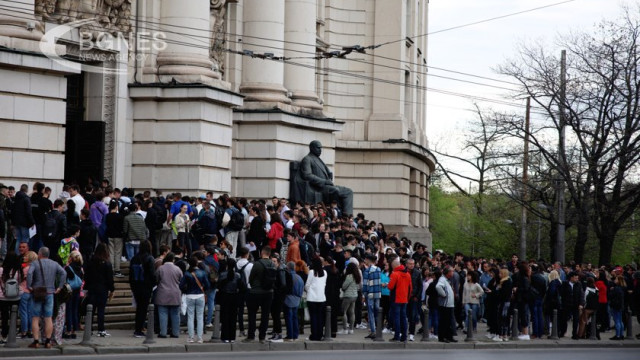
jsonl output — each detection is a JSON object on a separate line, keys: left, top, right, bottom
{"left": 0, "top": 180, "right": 640, "bottom": 348}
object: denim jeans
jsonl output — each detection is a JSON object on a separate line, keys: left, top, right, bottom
{"left": 366, "top": 297, "right": 380, "bottom": 333}
{"left": 392, "top": 303, "right": 408, "bottom": 341}
{"left": 206, "top": 289, "right": 217, "bottom": 325}
{"left": 19, "top": 293, "right": 32, "bottom": 333}
{"left": 284, "top": 306, "right": 299, "bottom": 339}
{"left": 14, "top": 226, "right": 30, "bottom": 253}
{"left": 65, "top": 290, "right": 81, "bottom": 332}
{"left": 463, "top": 303, "right": 480, "bottom": 331}
{"left": 158, "top": 305, "right": 180, "bottom": 337}
{"left": 531, "top": 298, "right": 544, "bottom": 338}
{"left": 611, "top": 309, "right": 623, "bottom": 338}
{"left": 429, "top": 307, "right": 439, "bottom": 335}
{"left": 186, "top": 296, "right": 205, "bottom": 340}
{"left": 125, "top": 242, "right": 140, "bottom": 260}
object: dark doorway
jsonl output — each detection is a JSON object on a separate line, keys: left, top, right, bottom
{"left": 64, "top": 73, "right": 105, "bottom": 187}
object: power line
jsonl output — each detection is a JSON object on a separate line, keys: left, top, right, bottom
{"left": 364, "top": 0, "right": 578, "bottom": 50}
{"left": 0, "top": 2, "right": 523, "bottom": 87}
{"left": 2, "top": 6, "right": 547, "bottom": 112}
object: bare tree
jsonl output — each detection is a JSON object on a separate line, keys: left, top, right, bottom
{"left": 499, "top": 7, "right": 640, "bottom": 265}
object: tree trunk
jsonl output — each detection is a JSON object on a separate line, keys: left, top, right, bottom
{"left": 548, "top": 218, "right": 558, "bottom": 262}
{"left": 573, "top": 208, "right": 589, "bottom": 263}
{"left": 597, "top": 226, "right": 616, "bottom": 266}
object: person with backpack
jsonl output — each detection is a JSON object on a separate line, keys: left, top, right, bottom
{"left": 222, "top": 198, "right": 243, "bottom": 256}
{"left": 578, "top": 277, "right": 599, "bottom": 339}
{"left": 0, "top": 253, "right": 23, "bottom": 344}
{"left": 89, "top": 192, "right": 108, "bottom": 229}
{"left": 284, "top": 261, "right": 304, "bottom": 341}
{"left": 104, "top": 201, "right": 125, "bottom": 278}
{"left": 244, "top": 245, "right": 276, "bottom": 343}
{"left": 268, "top": 253, "right": 287, "bottom": 342}
{"left": 63, "top": 251, "right": 83, "bottom": 339}
{"left": 217, "top": 257, "right": 245, "bottom": 343}
{"left": 197, "top": 201, "right": 218, "bottom": 247}
{"left": 78, "top": 209, "right": 97, "bottom": 262}
{"left": 43, "top": 200, "right": 67, "bottom": 256}
{"left": 143, "top": 199, "right": 161, "bottom": 257}
{"left": 201, "top": 246, "right": 219, "bottom": 329}
{"left": 128, "top": 240, "right": 155, "bottom": 338}
{"left": 236, "top": 246, "right": 252, "bottom": 337}
{"left": 180, "top": 256, "right": 210, "bottom": 343}
{"left": 58, "top": 225, "right": 80, "bottom": 266}
{"left": 124, "top": 203, "right": 148, "bottom": 261}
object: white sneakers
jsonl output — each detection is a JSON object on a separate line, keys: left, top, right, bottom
{"left": 382, "top": 328, "right": 392, "bottom": 334}
{"left": 517, "top": 334, "right": 530, "bottom": 340}
{"left": 486, "top": 333, "right": 495, "bottom": 339}
{"left": 409, "top": 334, "right": 414, "bottom": 342}
{"left": 348, "top": 329, "right": 354, "bottom": 334}
{"left": 337, "top": 329, "right": 349, "bottom": 335}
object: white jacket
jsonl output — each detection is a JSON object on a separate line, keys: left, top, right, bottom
{"left": 304, "top": 269, "right": 327, "bottom": 302}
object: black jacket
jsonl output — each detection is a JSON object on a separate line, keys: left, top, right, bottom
{"left": 409, "top": 267, "right": 423, "bottom": 299}
{"left": 560, "top": 280, "right": 584, "bottom": 309}
{"left": 84, "top": 258, "right": 114, "bottom": 295}
{"left": 246, "top": 216, "right": 266, "bottom": 248}
{"left": 12, "top": 191, "right": 34, "bottom": 227}
{"left": 78, "top": 219, "right": 97, "bottom": 260}
{"left": 30, "top": 193, "right": 50, "bottom": 225}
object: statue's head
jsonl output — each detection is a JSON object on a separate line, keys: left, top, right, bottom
{"left": 309, "top": 140, "right": 322, "bottom": 156}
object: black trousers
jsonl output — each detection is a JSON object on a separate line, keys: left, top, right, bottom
{"left": 89, "top": 291, "right": 108, "bottom": 332}
{"left": 247, "top": 291, "right": 273, "bottom": 340}
{"left": 219, "top": 292, "right": 239, "bottom": 341}
{"left": 438, "top": 306, "right": 454, "bottom": 341}
{"left": 0, "top": 300, "right": 19, "bottom": 338}
{"left": 308, "top": 301, "right": 326, "bottom": 341}
{"left": 133, "top": 288, "right": 152, "bottom": 333}
{"left": 237, "top": 291, "right": 246, "bottom": 332}
{"left": 355, "top": 291, "right": 363, "bottom": 325}
{"left": 270, "top": 293, "right": 284, "bottom": 334}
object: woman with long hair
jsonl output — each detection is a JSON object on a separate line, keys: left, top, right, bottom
{"left": 493, "top": 268, "right": 513, "bottom": 342}
{"left": 218, "top": 257, "right": 244, "bottom": 343}
{"left": 513, "top": 262, "right": 531, "bottom": 340}
{"left": 63, "top": 251, "right": 84, "bottom": 339}
{"left": 594, "top": 269, "right": 610, "bottom": 332}
{"left": 544, "top": 270, "right": 562, "bottom": 336}
{"left": 380, "top": 260, "right": 392, "bottom": 332}
{"left": 609, "top": 275, "right": 626, "bottom": 340}
{"left": 65, "top": 199, "right": 79, "bottom": 227}
{"left": 84, "top": 243, "right": 114, "bottom": 337}
{"left": 304, "top": 257, "right": 327, "bottom": 341}
{"left": 18, "top": 250, "right": 37, "bottom": 338}
{"left": 338, "top": 262, "right": 361, "bottom": 334}
{"left": 462, "top": 270, "right": 484, "bottom": 333}
{"left": 180, "top": 256, "right": 210, "bottom": 343}
{"left": 266, "top": 212, "right": 284, "bottom": 250}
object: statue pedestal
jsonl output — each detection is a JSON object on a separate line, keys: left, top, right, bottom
{"left": 232, "top": 109, "right": 343, "bottom": 198}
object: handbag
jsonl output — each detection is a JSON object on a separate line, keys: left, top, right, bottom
{"left": 180, "top": 294, "right": 187, "bottom": 315}
{"left": 67, "top": 266, "right": 83, "bottom": 291}
{"left": 33, "top": 260, "right": 48, "bottom": 302}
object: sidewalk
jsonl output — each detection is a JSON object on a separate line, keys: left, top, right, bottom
{"left": 2, "top": 324, "right": 639, "bottom": 357}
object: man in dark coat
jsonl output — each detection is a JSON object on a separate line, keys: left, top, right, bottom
{"left": 298, "top": 141, "right": 353, "bottom": 215}
{"left": 559, "top": 271, "right": 584, "bottom": 339}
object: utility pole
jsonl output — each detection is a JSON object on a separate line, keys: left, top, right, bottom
{"left": 520, "top": 97, "right": 530, "bottom": 260}
{"left": 556, "top": 50, "right": 567, "bottom": 264}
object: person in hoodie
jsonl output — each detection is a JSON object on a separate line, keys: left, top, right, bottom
{"left": 89, "top": 192, "right": 108, "bottom": 228}
{"left": 58, "top": 225, "right": 80, "bottom": 266}
{"left": 388, "top": 258, "right": 412, "bottom": 342}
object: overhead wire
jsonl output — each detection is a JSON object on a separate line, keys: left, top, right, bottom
{"left": 0, "top": 2, "right": 521, "bottom": 86}
{"left": 1, "top": 4, "right": 550, "bottom": 114}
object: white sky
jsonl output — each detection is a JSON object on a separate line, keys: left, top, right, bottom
{"left": 426, "top": 0, "right": 629, "bottom": 184}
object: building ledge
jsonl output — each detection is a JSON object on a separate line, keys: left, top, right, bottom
{"left": 336, "top": 138, "right": 436, "bottom": 171}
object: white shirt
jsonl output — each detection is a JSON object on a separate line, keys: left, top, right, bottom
{"left": 305, "top": 269, "right": 327, "bottom": 302}
{"left": 70, "top": 194, "right": 85, "bottom": 216}
{"left": 286, "top": 219, "right": 294, "bottom": 230}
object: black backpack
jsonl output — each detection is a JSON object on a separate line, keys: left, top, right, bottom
{"left": 237, "top": 262, "right": 250, "bottom": 291}
{"left": 228, "top": 210, "right": 244, "bottom": 231}
{"left": 259, "top": 259, "right": 277, "bottom": 290}
{"left": 43, "top": 211, "right": 59, "bottom": 241}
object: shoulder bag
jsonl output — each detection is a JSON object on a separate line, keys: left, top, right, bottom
{"left": 32, "top": 260, "right": 48, "bottom": 302}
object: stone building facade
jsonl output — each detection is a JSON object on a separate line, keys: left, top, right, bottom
{"left": 0, "top": 0, "right": 435, "bottom": 244}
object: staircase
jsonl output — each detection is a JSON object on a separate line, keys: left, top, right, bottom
{"left": 102, "top": 262, "right": 136, "bottom": 329}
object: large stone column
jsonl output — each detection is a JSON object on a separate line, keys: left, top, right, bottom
{"left": 0, "top": 0, "right": 43, "bottom": 40}
{"left": 156, "top": 0, "right": 220, "bottom": 84}
{"left": 284, "top": 0, "right": 321, "bottom": 110}
{"left": 240, "top": 0, "right": 290, "bottom": 104}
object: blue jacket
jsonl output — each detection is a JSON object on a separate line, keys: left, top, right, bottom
{"left": 362, "top": 265, "right": 382, "bottom": 299}
{"left": 180, "top": 268, "right": 211, "bottom": 295}
{"left": 284, "top": 270, "right": 304, "bottom": 308}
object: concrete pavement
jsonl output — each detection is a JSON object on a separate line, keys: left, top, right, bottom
{"left": 2, "top": 324, "right": 639, "bottom": 357}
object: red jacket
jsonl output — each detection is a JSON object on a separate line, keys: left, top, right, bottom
{"left": 267, "top": 222, "right": 284, "bottom": 249}
{"left": 388, "top": 265, "right": 412, "bottom": 304}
